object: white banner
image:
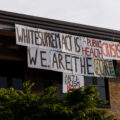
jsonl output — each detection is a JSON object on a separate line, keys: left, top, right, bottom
{"left": 16, "top": 24, "right": 117, "bottom": 78}
{"left": 16, "top": 24, "right": 103, "bottom": 59}
{"left": 63, "top": 73, "right": 84, "bottom": 93}
{"left": 27, "top": 47, "right": 94, "bottom": 76}
{"left": 102, "top": 40, "right": 120, "bottom": 60}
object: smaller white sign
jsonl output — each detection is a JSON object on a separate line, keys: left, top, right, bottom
{"left": 63, "top": 73, "right": 84, "bottom": 93}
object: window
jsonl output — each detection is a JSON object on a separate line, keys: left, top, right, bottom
{"left": 0, "top": 60, "right": 24, "bottom": 89}
{"left": 85, "top": 76, "right": 108, "bottom": 100}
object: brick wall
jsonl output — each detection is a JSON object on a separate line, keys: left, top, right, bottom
{"left": 108, "top": 61, "right": 120, "bottom": 108}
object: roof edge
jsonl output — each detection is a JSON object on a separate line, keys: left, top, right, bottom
{"left": 0, "top": 10, "right": 120, "bottom": 41}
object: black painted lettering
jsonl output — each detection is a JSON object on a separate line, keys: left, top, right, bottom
{"left": 52, "top": 53, "right": 59, "bottom": 69}
{"left": 27, "top": 30, "right": 30, "bottom": 44}
{"left": 80, "top": 57, "right": 86, "bottom": 74}
{"left": 65, "top": 54, "right": 72, "bottom": 71}
{"left": 61, "top": 35, "right": 67, "bottom": 50}
{"left": 48, "top": 33, "right": 53, "bottom": 47}
{"left": 38, "top": 31, "right": 44, "bottom": 46}
{"left": 74, "top": 37, "right": 80, "bottom": 52}
{"left": 40, "top": 51, "right": 47, "bottom": 68}
{"left": 86, "top": 58, "right": 94, "bottom": 75}
{"left": 58, "top": 53, "right": 65, "bottom": 70}
{"left": 28, "top": 48, "right": 37, "bottom": 65}
{"left": 35, "top": 31, "right": 40, "bottom": 46}
{"left": 65, "top": 75, "right": 68, "bottom": 84}
{"left": 57, "top": 33, "right": 61, "bottom": 49}
{"left": 67, "top": 75, "right": 71, "bottom": 85}
{"left": 76, "top": 76, "right": 80, "bottom": 86}
{"left": 51, "top": 33, "right": 58, "bottom": 48}
{"left": 43, "top": 32, "right": 49, "bottom": 46}
{"left": 29, "top": 30, "right": 35, "bottom": 45}
{"left": 23, "top": 29, "right": 28, "bottom": 43}
{"left": 16, "top": 27, "right": 23, "bottom": 43}
{"left": 66, "top": 36, "right": 72, "bottom": 51}
{"left": 72, "top": 56, "right": 79, "bottom": 72}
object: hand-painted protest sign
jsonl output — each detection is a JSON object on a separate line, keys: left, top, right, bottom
{"left": 81, "top": 37, "right": 102, "bottom": 58}
{"left": 16, "top": 24, "right": 83, "bottom": 54}
{"left": 15, "top": 24, "right": 102, "bottom": 58}
{"left": 27, "top": 47, "right": 94, "bottom": 76}
{"left": 102, "top": 40, "right": 120, "bottom": 60}
{"left": 59, "top": 33, "right": 83, "bottom": 55}
{"left": 16, "top": 24, "right": 117, "bottom": 78}
{"left": 16, "top": 24, "right": 61, "bottom": 51}
{"left": 51, "top": 51, "right": 94, "bottom": 76}
{"left": 27, "top": 47, "right": 51, "bottom": 70}
{"left": 71, "top": 55, "right": 94, "bottom": 76}
{"left": 93, "top": 58, "right": 115, "bottom": 78}
{"left": 63, "top": 73, "right": 84, "bottom": 93}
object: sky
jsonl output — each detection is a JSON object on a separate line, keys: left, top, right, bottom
{"left": 0, "top": 0, "right": 120, "bottom": 31}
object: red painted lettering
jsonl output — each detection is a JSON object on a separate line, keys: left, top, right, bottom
{"left": 102, "top": 42, "right": 110, "bottom": 57}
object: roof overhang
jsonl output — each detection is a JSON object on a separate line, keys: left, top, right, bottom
{"left": 0, "top": 10, "right": 120, "bottom": 41}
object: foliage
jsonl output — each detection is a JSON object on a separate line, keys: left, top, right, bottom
{"left": 0, "top": 81, "right": 117, "bottom": 120}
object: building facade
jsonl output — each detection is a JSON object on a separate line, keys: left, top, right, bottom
{"left": 0, "top": 10, "right": 120, "bottom": 111}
